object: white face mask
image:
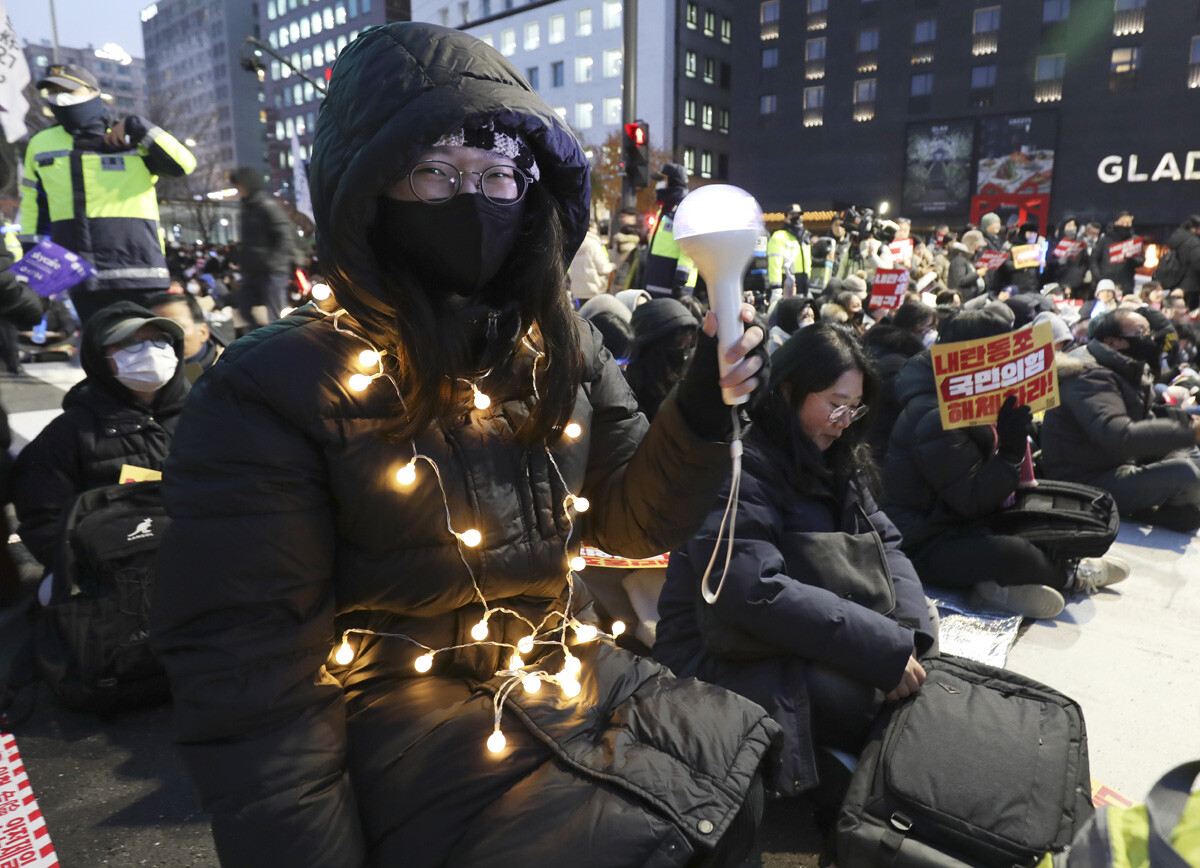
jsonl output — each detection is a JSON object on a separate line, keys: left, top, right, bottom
{"left": 923, "top": 329, "right": 939, "bottom": 349}
{"left": 110, "top": 344, "right": 179, "bottom": 392}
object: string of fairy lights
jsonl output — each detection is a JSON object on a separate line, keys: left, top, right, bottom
{"left": 305, "top": 284, "right": 625, "bottom": 754}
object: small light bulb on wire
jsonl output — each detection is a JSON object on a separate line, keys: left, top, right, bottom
{"left": 348, "top": 373, "right": 372, "bottom": 392}
{"left": 522, "top": 674, "right": 541, "bottom": 694}
{"left": 471, "top": 385, "right": 491, "bottom": 410}
{"left": 358, "top": 349, "right": 381, "bottom": 367}
{"left": 574, "top": 624, "right": 598, "bottom": 643}
{"left": 311, "top": 283, "right": 332, "bottom": 301}
{"left": 564, "top": 422, "right": 582, "bottom": 439}
{"left": 486, "top": 729, "right": 507, "bottom": 753}
{"left": 280, "top": 306, "right": 296, "bottom": 318}
{"left": 334, "top": 640, "right": 354, "bottom": 665}
{"left": 396, "top": 462, "right": 417, "bottom": 486}
{"left": 414, "top": 653, "right": 434, "bottom": 673}
{"left": 572, "top": 496, "right": 590, "bottom": 513}
{"left": 509, "top": 652, "right": 524, "bottom": 670}
{"left": 561, "top": 653, "right": 581, "bottom": 678}
{"left": 611, "top": 620, "right": 626, "bottom": 637}
{"left": 517, "top": 635, "right": 535, "bottom": 654}
{"left": 459, "top": 528, "right": 482, "bottom": 548}
{"left": 570, "top": 556, "right": 586, "bottom": 572}
{"left": 471, "top": 619, "right": 490, "bottom": 641}
{"left": 560, "top": 678, "right": 581, "bottom": 698}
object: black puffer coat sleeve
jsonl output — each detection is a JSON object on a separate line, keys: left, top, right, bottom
{"left": 151, "top": 339, "right": 365, "bottom": 868}
{"left": 10, "top": 413, "right": 83, "bottom": 568}
{"left": 578, "top": 324, "right": 732, "bottom": 557}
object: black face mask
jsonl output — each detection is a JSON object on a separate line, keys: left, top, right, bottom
{"left": 1121, "top": 335, "right": 1162, "bottom": 369}
{"left": 1111, "top": 224, "right": 1133, "bottom": 240}
{"left": 50, "top": 97, "right": 110, "bottom": 136}
{"left": 373, "top": 193, "right": 523, "bottom": 298}
{"left": 786, "top": 219, "right": 804, "bottom": 236}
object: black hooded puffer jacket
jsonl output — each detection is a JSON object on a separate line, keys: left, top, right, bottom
{"left": 150, "top": 23, "right": 778, "bottom": 868}
{"left": 10, "top": 301, "right": 188, "bottom": 567}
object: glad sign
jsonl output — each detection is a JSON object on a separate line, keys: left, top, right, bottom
{"left": 1097, "top": 152, "right": 1200, "bottom": 183}
{"left": 868, "top": 268, "right": 909, "bottom": 310}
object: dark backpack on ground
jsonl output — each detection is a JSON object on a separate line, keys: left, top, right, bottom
{"left": 34, "top": 481, "right": 172, "bottom": 714}
{"left": 988, "top": 479, "right": 1119, "bottom": 562}
{"left": 836, "top": 655, "right": 1093, "bottom": 868}
{"left": 1153, "top": 247, "right": 1187, "bottom": 291}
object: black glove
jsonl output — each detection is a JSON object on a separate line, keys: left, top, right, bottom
{"left": 674, "top": 316, "right": 770, "bottom": 441}
{"left": 995, "top": 395, "right": 1032, "bottom": 463}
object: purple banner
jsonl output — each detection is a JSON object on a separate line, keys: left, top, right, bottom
{"left": 9, "top": 239, "right": 96, "bottom": 297}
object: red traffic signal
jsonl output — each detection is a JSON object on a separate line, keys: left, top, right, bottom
{"left": 621, "top": 121, "right": 650, "bottom": 189}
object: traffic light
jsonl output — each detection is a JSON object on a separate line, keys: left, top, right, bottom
{"left": 622, "top": 121, "right": 650, "bottom": 189}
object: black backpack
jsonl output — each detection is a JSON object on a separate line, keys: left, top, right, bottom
{"left": 837, "top": 655, "right": 1093, "bottom": 867}
{"left": 34, "top": 481, "right": 172, "bottom": 714}
{"left": 1153, "top": 247, "right": 1187, "bottom": 290}
{"left": 988, "top": 479, "right": 1120, "bottom": 562}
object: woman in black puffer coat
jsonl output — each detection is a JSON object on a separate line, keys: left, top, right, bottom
{"left": 150, "top": 22, "right": 778, "bottom": 868}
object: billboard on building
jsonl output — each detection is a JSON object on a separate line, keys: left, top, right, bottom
{"left": 903, "top": 120, "right": 975, "bottom": 218}
{"left": 975, "top": 113, "right": 1058, "bottom": 199}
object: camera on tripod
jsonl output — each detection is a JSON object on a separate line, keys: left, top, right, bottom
{"left": 838, "top": 205, "right": 898, "bottom": 245}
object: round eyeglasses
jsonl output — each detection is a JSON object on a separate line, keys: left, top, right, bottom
{"left": 827, "top": 402, "right": 869, "bottom": 425}
{"left": 407, "top": 160, "right": 531, "bottom": 205}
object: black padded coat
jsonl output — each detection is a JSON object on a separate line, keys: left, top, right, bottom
{"left": 150, "top": 23, "right": 778, "bottom": 868}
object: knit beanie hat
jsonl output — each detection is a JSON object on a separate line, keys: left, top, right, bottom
{"left": 631, "top": 298, "right": 698, "bottom": 346}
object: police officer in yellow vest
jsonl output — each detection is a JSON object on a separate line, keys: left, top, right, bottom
{"left": 19, "top": 64, "right": 196, "bottom": 324}
{"left": 766, "top": 204, "right": 812, "bottom": 301}
{"left": 642, "top": 163, "right": 698, "bottom": 299}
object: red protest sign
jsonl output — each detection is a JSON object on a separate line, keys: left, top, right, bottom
{"left": 1052, "top": 238, "right": 1085, "bottom": 259}
{"left": 1108, "top": 236, "right": 1143, "bottom": 264}
{"left": 977, "top": 250, "right": 1009, "bottom": 270}
{"left": 889, "top": 238, "right": 914, "bottom": 268}
{"left": 869, "top": 268, "right": 909, "bottom": 310}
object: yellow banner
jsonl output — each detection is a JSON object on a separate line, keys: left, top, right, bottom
{"left": 931, "top": 321, "right": 1059, "bottom": 430}
{"left": 118, "top": 464, "right": 162, "bottom": 484}
{"left": 1011, "top": 244, "right": 1040, "bottom": 269}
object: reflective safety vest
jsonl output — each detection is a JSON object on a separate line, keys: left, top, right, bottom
{"left": 766, "top": 227, "right": 811, "bottom": 290}
{"left": 643, "top": 207, "right": 698, "bottom": 298}
{"left": 19, "top": 120, "right": 196, "bottom": 293}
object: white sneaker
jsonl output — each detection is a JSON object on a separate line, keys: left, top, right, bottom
{"left": 971, "top": 580, "right": 1065, "bottom": 619}
{"left": 1072, "top": 556, "right": 1131, "bottom": 594}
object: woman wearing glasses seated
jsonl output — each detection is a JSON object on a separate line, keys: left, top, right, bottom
{"left": 149, "top": 22, "right": 777, "bottom": 868}
{"left": 655, "top": 321, "right": 935, "bottom": 808}
{"left": 11, "top": 302, "right": 187, "bottom": 588}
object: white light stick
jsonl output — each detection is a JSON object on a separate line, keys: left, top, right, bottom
{"left": 672, "top": 185, "right": 765, "bottom": 405}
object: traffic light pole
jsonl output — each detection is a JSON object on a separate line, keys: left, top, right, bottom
{"left": 621, "top": 0, "right": 638, "bottom": 210}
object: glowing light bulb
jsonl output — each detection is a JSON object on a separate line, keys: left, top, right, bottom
{"left": 575, "top": 624, "right": 598, "bottom": 643}
{"left": 561, "top": 653, "right": 581, "bottom": 677}
{"left": 509, "top": 652, "right": 524, "bottom": 670}
{"left": 486, "top": 729, "right": 507, "bottom": 753}
{"left": 358, "top": 349, "right": 380, "bottom": 367}
{"left": 564, "top": 422, "right": 582, "bottom": 439}
{"left": 472, "top": 387, "right": 491, "bottom": 410}
{"left": 570, "top": 556, "right": 586, "bottom": 572}
{"left": 280, "top": 306, "right": 296, "bottom": 318}
{"left": 311, "top": 283, "right": 332, "bottom": 301}
{"left": 522, "top": 674, "right": 541, "bottom": 694}
{"left": 414, "top": 653, "right": 434, "bottom": 672}
{"left": 561, "top": 678, "right": 581, "bottom": 698}
{"left": 459, "top": 528, "right": 482, "bottom": 547}
{"left": 517, "top": 635, "right": 535, "bottom": 654}
{"left": 395, "top": 462, "right": 417, "bottom": 486}
{"left": 611, "top": 620, "right": 626, "bottom": 637}
{"left": 348, "top": 373, "right": 372, "bottom": 392}
{"left": 334, "top": 641, "right": 354, "bottom": 665}
{"left": 471, "top": 619, "right": 490, "bottom": 641}
{"left": 572, "top": 496, "right": 590, "bottom": 513}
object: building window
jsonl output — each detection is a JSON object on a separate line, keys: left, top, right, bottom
{"left": 971, "top": 64, "right": 997, "bottom": 88}
{"left": 684, "top": 99, "right": 697, "bottom": 125}
{"left": 1036, "top": 54, "right": 1065, "bottom": 81}
{"left": 1115, "top": 0, "right": 1146, "bottom": 7}
{"left": 806, "top": 37, "right": 826, "bottom": 60}
{"left": 701, "top": 104, "right": 714, "bottom": 130}
{"left": 809, "top": 0, "right": 827, "bottom": 12}
{"left": 1113, "top": 0, "right": 1145, "bottom": 35}
{"left": 603, "top": 49, "right": 621, "bottom": 78}
{"left": 524, "top": 22, "right": 539, "bottom": 51}
{"left": 1043, "top": 0, "right": 1070, "bottom": 22}
{"left": 974, "top": 7, "right": 1000, "bottom": 33}
{"left": 703, "top": 11, "right": 715, "bottom": 37}
{"left": 683, "top": 148, "right": 696, "bottom": 174}
{"left": 703, "top": 58, "right": 715, "bottom": 84}
{"left": 718, "top": 108, "right": 730, "bottom": 133}
{"left": 1192, "top": 36, "right": 1200, "bottom": 65}
{"left": 603, "top": 97, "right": 621, "bottom": 125}
{"left": 686, "top": 50, "right": 698, "bottom": 77}
{"left": 458, "top": 1, "right": 469, "bottom": 24}
{"left": 760, "top": 94, "right": 777, "bottom": 115}
{"left": 720, "top": 17, "right": 732, "bottom": 44}
{"left": 577, "top": 8, "right": 592, "bottom": 36}
{"left": 686, "top": 3, "right": 698, "bottom": 29}
{"left": 1111, "top": 45, "right": 1140, "bottom": 75}
{"left": 602, "top": 1, "right": 621, "bottom": 30}
{"left": 575, "top": 56, "right": 594, "bottom": 83}
{"left": 526, "top": 66, "right": 539, "bottom": 89}
{"left": 858, "top": 28, "right": 880, "bottom": 53}
{"left": 804, "top": 86, "right": 824, "bottom": 109}
{"left": 854, "top": 78, "right": 876, "bottom": 103}
{"left": 549, "top": 15, "right": 565, "bottom": 44}
{"left": 914, "top": 19, "right": 936, "bottom": 43}
{"left": 762, "top": 47, "right": 779, "bottom": 68}
{"left": 700, "top": 151, "right": 713, "bottom": 179}
{"left": 575, "top": 102, "right": 593, "bottom": 129}
{"left": 551, "top": 60, "right": 564, "bottom": 87}
{"left": 910, "top": 72, "right": 933, "bottom": 96}
{"left": 761, "top": 1, "right": 780, "bottom": 40}
{"left": 500, "top": 29, "right": 516, "bottom": 56}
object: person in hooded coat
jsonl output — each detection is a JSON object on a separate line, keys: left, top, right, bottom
{"left": 624, "top": 298, "right": 700, "bottom": 421}
{"left": 149, "top": 23, "right": 778, "bottom": 868}
{"left": 654, "top": 323, "right": 934, "bottom": 801}
{"left": 1091, "top": 212, "right": 1144, "bottom": 295}
{"left": 10, "top": 302, "right": 188, "bottom": 571}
